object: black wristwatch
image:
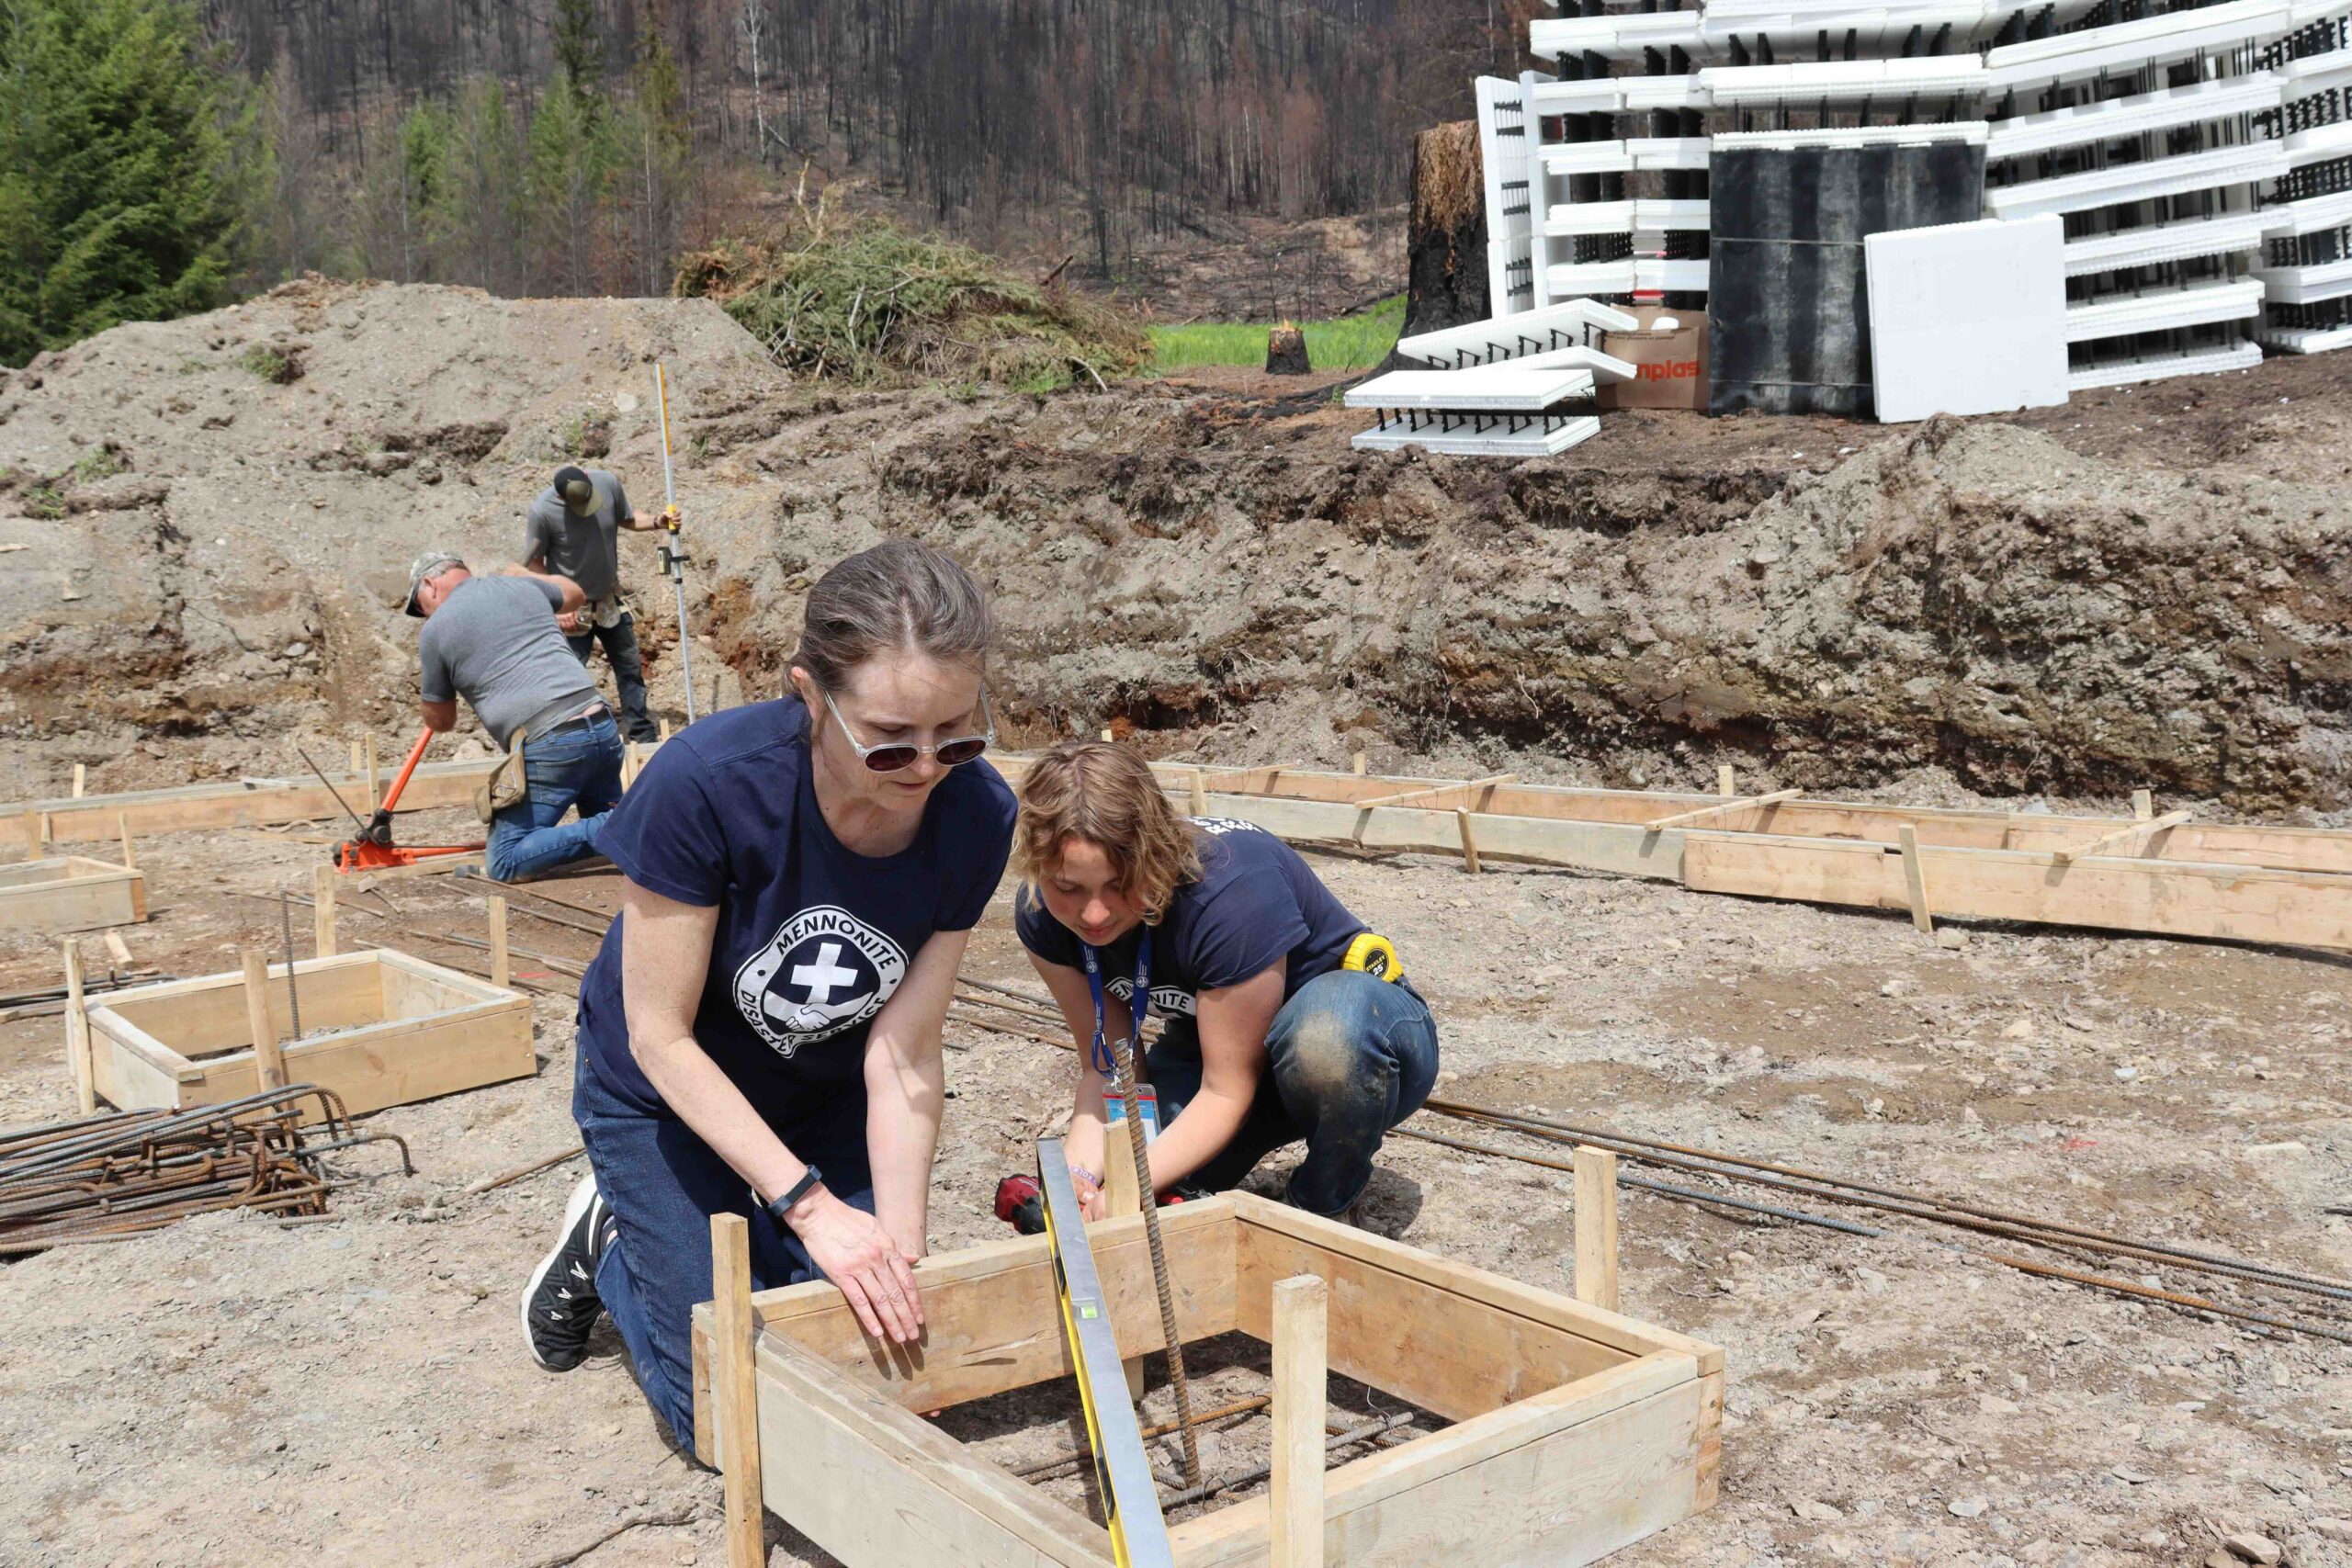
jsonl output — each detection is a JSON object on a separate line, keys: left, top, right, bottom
{"left": 759, "top": 1166, "right": 824, "bottom": 1224}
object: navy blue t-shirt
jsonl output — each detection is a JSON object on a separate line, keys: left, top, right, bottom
{"left": 578, "top": 699, "right": 1015, "bottom": 1122}
{"left": 1013, "top": 818, "right": 1365, "bottom": 1022}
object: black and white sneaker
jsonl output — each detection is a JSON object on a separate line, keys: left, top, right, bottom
{"left": 521, "top": 1174, "right": 614, "bottom": 1371}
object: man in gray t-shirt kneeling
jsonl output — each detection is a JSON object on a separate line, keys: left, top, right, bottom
{"left": 407, "top": 549, "right": 625, "bottom": 882}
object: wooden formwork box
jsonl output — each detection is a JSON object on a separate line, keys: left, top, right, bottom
{"left": 688, "top": 1192, "right": 1723, "bottom": 1567}
{"left": 84, "top": 948, "right": 534, "bottom": 1121}
{"left": 0, "top": 855, "right": 145, "bottom": 932}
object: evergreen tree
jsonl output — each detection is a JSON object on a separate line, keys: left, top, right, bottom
{"left": 526, "top": 78, "right": 614, "bottom": 295}
{"left": 0, "top": 0, "right": 263, "bottom": 366}
{"left": 438, "top": 78, "right": 524, "bottom": 293}
{"left": 623, "top": 8, "right": 688, "bottom": 295}
{"left": 551, "top": 0, "right": 601, "bottom": 106}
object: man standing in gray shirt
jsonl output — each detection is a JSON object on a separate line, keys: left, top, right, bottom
{"left": 523, "top": 465, "right": 669, "bottom": 742}
{"left": 407, "top": 549, "right": 625, "bottom": 882}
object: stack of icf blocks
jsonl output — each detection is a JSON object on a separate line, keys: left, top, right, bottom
{"left": 1463, "top": 0, "right": 2352, "bottom": 400}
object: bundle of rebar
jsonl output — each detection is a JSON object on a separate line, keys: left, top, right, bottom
{"left": 0, "top": 1085, "right": 409, "bottom": 1256}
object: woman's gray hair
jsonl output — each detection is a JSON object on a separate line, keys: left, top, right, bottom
{"left": 793, "top": 539, "right": 992, "bottom": 694}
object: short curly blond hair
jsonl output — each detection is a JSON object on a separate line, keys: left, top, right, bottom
{"left": 1013, "top": 740, "right": 1202, "bottom": 922}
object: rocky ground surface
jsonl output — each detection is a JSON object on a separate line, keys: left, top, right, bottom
{"left": 3, "top": 278, "right": 2348, "bottom": 816}
{"left": 0, "top": 810, "right": 2346, "bottom": 1566}
{"left": 2, "top": 280, "right": 2350, "bottom": 1565}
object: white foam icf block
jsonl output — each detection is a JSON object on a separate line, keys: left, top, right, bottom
{"left": 1866, "top": 215, "right": 2070, "bottom": 423}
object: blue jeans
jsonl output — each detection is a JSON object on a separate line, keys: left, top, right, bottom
{"left": 484, "top": 715, "right": 624, "bottom": 882}
{"left": 574, "top": 1051, "right": 876, "bottom": 1450}
{"left": 567, "top": 609, "right": 659, "bottom": 743}
{"left": 1148, "top": 969, "right": 1440, "bottom": 1216}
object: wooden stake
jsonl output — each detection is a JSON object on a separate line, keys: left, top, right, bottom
{"left": 1717, "top": 764, "right": 1736, "bottom": 798}
{"left": 348, "top": 738, "right": 364, "bottom": 775}
{"left": 364, "top": 736, "right": 380, "bottom": 817}
{"left": 2132, "top": 788, "right": 2154, "bottom": 821}
{"left": 1103, "top": 1117, "right": 1148, "bottom": 1399}
{"left": 103, "top": 930, "right": 132, "bottom": 967}
{"left": 1101, "top": 728, "right": 1114, "bottom": 743}
{"left": 1574, "top": 1145, "right": 1620, "bottom": 1313}
{"left": 488, "top": 895, "right": 510, "bottom": 988}
{"left": 1271, "top": 1274, "right": 1329, "bottom": 1568}
{"left": 711, "top": 1213, "right": 766, "bottom": 1568}
{"left": 1897, "top": 825, "right": 1935, "bottom": 935}
{"left": 659, "top": 718, "right": 672, "bottom": 743}
{"left": 1351, "top": 751, "right": 1366, "bottom": 776}
{"left": 241, "top": 948, "right": 287, "bottom": 1090}
{"left": 312, "top": 863, "right": 338, "bottom": 957}
{"left": 1456, "top": 807, "right": 1482, "bottom": 874}
{"left": 117, "top": 812, "right": 135, "bottom": 870}
{"left": 63, "top": 941, "right": 93, "bottom": 1115}
{"left": 23, "top": 810, "right": 46, "bottom": 858}
{"left": 1189, "top": 768, "right": 1208, "bottom": 817}
{"left": 71, "top": 763, "right": 85, "bottom": 798}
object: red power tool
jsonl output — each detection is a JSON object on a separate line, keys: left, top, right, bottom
{"left": 329, "top": 730, "right": 485, "bottom": 873}
{"left": 993, "top": 1173, "right": 1184, "bottom": 1235}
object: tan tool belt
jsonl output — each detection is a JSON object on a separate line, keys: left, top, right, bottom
{"left": 471, "top": 733, "right": 526, "bottom": 823}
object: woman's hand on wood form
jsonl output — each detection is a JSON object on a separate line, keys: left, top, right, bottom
{"left": 786, "top": 1190, "right": 926, "bottom": 1345}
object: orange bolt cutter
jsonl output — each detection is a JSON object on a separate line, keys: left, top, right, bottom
{"left": 311, "top": 730, "right": 485, "bottom": 874}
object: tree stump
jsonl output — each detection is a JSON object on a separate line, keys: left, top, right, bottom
{"left": 1399, "top": 119, "right": 1488, "bottom": 349}
{"left": 1265, "top": 324, "right": 1311, "bottom": 375}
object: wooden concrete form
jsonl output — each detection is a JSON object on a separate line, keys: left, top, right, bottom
{"left": 83, "top": 947, "right": 534, "bottom": 1122}
{"left": 986, "top": 757, "right": 2352, "bottom": 953}
{"left": 0, "top": 758, "right": 504, "bottom": 844}
{"left": 687, "top": 1192, "right": 1723, "bottom": 1568}
{"left": 0, "top": 855, "right": 145, "bottom": 932}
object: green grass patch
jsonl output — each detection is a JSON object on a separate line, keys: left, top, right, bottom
{"left": 240, "top": 344, "right": 302, "bottom": 384}
{"left": 1146, "top": 296, "right": 1405, "bottom": 374}
{"left": 678, "top": 209, "right": 1150, "bottom": 392}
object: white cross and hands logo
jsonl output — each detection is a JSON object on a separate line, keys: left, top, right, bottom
{"left": 733, "top": 905, "right": 910, "bottom": 1057}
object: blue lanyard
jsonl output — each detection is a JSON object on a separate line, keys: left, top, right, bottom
{"left": 1080, "top": 928, "right": 1151, "bottom": 1077}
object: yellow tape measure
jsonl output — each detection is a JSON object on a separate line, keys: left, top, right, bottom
{"left": 1342, "top": 931, "right": 1405, "bottom": 983}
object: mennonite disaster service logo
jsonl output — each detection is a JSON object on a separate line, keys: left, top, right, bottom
{"left": 734, "top": 906, "right": 910, "bottom": 1056}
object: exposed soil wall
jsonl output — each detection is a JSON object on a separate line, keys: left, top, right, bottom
{"left": 3, "top": 278, "right": 2348, "bottom": 814}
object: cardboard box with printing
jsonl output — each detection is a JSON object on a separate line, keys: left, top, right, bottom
{"left": 1599, "top": 307, "right": 1710, "bottom": 412}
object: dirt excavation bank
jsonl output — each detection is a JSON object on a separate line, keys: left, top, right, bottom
{"left": 0, "top": 279, "right": 2348, "bottom": 1566}
{"left": 2, "top": 276, "right": 2350, "bottom": 812}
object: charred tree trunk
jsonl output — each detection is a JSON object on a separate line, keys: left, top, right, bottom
{"left": 1395, "top": 119, "right": 1488, "bottom": 357}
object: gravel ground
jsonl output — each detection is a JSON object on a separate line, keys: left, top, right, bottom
{"left": 1, "top": 798, "right": 2346, "bottom": 1566}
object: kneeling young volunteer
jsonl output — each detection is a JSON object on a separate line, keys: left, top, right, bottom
{"left": 1014, "top": 740, "right": 1439, "bottom": 1220}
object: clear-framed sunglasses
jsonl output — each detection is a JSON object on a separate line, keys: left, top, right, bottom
{"left": 820, "top": 686, "right": 995, "bottom": 773}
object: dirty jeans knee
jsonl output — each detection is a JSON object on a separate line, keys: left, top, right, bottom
{"left": 1264, "top": 971, "right": 1440, "bottom": 1216}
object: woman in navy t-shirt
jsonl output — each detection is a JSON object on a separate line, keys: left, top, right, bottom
{"left": 519, "top": 541, "right": 1015, "bottom": 1450}
{"left": 1013, "top": 740, "right": 1439, "bottom": 1221}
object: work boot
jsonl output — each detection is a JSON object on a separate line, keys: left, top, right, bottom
{"left": 521, "top": 1173, "right": 615, "bottom": 1371}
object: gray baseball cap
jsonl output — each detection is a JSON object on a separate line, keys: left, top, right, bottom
{"left": 403, "top": 550, "right": 466, "bottom": 617}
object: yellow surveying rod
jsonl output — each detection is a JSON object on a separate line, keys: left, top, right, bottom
{"left": 1037, "top": 1137, "right": 1175, "bottom": 1568}
{"left": 653, "top": 363, "right": 697, "bottom": 721}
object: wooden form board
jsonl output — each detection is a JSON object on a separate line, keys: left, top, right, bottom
{"left": 687, "top": 1193, "right": 1721, "bottom": 1568}
{"left": 84, "top": 947, "right": 534, "bottom": 1121}
{"left": 0, "top": 856, "right": 144, "bottom": 932}
{"left": 985, "top": 756, "right": 2352, "bottom": 952}
{"left": 0, "top": 758, "right": 507, "bottom": 844}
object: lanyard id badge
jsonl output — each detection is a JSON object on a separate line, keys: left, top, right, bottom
{"left": 1080, "top": 928, "right": 1153, "bottom": 1143}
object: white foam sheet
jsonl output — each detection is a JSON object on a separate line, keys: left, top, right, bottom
{"left": 1865, "top": 215, "right": 2070, "bottom": 422}
{"left": 1351, "top": 416, "right": 1602, "bottom": 458}
{"left": 1344, "top": 365, "right": 1599, "bottom": 412}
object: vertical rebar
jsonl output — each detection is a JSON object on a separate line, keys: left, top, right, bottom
{"left": 278, "top": 891, "right": 302, "bottom": 1041}
{"left": 1113, "top": 1034, "right": 1200, "bottom": 1486}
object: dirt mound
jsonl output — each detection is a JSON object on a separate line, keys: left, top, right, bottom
{"left": 3, "top": 279, "right": 2350, "bottom": 814}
